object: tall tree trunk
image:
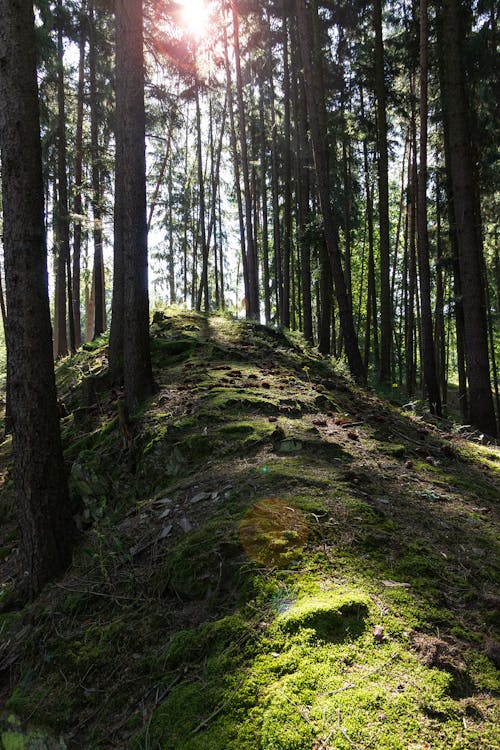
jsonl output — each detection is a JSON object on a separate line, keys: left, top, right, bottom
{"left": 438, "top": 0, "right": 496, "bottom": 435}
{"left": 360, "top": 87, "right": 379, "bottom": 371}
{"left": 374, "top": 0, "right": 392, "bottom": 382}
{"left": 72, "top": 3, "right": 86, "bottom": 349}
{"left": 417, "top": 0, "right": 442, "bottom": 415}
{"left": 269, "top": 53, "right": 282, "bottom": 323}
{"left": 195, "top": 81, "right": 209, "bottom": 311}
{"left": 54, "top": 1, "right": 70, "bottom": 358}
{"left": 281, "top": 4, "right": 292, "bottom": 327}
{"left": 296, "top": 0, "right": 365, "bottom": 381}
{"left": 434, "top": 174, "right": 447, "bottom": 413}
{"left": 167, "top": 162, "right": 175, "bottom": 305}
{"left": 295, "top": 29, "right": 313, "bottom": 343}
{"left": 89, "top": 0, "right": 105, "bottom": 339}
{"left": 223, "top": 20, "right": 249, "bottom": 312}
{"left": 406, "top": 110, "right": 417, "bottom": 396}
{"left": 147, "top": 120, "right": 174, "bottom": 231}
{"left": 0, "top": 0, "right": 77, "bottom": 599}
{"left": 114, "top": 0, "right": 155, "bottom": 411}
{"left": 230, "top": 0, "right": 259, "bottom": 318}
{"left": 258, "top": 77, "right": 271, "bottom": 324}
{"left": 318, "top": 237, "right": 333, "bottom": 355}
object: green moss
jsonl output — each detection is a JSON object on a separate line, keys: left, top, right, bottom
{"left": 464, "top": 651, "right": 500, "bottom": 692}
{"left": 176, "top": 433, "right": 216, "bottom": 461}
{"left": 203, "top": 386, "right": 281, "bottom": 416}
{"left": 376, "top": 442, "right": 406, "bottom": 457}
{"left": 163, "top": 614, "right": 251, "bottom": 670}
{"left": 2, "top": 310, "right": 500, "bottom": 749}
{"left": 159, "top": 523, "right": 241, "bottom": 600}
{"left": 1, "top": 733, "right": 26, "bottom": 750}
{"left": 7, "top": 673, "right": 76, "bottom": 729}
{"left": 272, "top": 592, "right": 370, "bottom": 642}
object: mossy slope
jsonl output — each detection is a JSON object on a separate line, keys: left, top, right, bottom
{"left": 0, "top": 310, "right": 499, "bottom": 749}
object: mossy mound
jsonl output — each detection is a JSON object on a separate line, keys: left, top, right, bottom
{"left": 272, "top": 592, "right": 370, "bottom": 642}
{"left": 0, "top": 309, "right": 499, "bottom": 749}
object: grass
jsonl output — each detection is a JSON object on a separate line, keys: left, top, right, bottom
{"left": 0, "top": 309, "right": 499, "bottom": 749}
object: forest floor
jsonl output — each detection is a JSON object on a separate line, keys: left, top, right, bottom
{"left": 0, "top": 310, "right": 499, "bottom": 750}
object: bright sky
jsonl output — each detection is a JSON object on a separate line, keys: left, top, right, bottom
{"left": 178, "top": 0, "right": 211, "bottom": 39}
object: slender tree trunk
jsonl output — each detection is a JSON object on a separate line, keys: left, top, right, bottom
{"left": 417, "top": 0, "right": 442, "bottom": 415}
{"left": 360, "top": 87, "right": 379, "bottom": 371}
{"left": 269, "top": 61, "right": 282, "bottom": 323}
{"left": 374, "top": 0, "right": 392, "bottom": 382}
{"left": 296, "top": 0, "right": 365, "bottom": 381}
{"left": 54, "top": 2, "right": 70, "bottom": 358}
{"left": 200, "top": 93, "right": 226, "bottom": 310}
{"left": 195, "top": 81, "right": 208, "bottom": 311}
{"left": 167, "top": 162, "right": 175, "bottom": 304}
{"left": 281, "top": 4, "right": 292, "bottom": 327}
{"left": 230, "top": 0, "right": 258, "bottom": 318}
{"left": 223, "top": 20, "right": 249, "bottom": 312}
{"left": 0, "top": 0, "right": 77, "bottom": 599}
{"left": 295, "top": 31, "right": 313, "bottom": 343}
{"left": 72, "top": 4, "right": 86, "bottom": 349}
{"left": 435, "top": 175, "right": 447, "bottom": 413}
{"left": 148, "top": 120, "right": 174, "bottom": 231}
{"left": 218, "top": 189, "right": 225, "bottom": 309}
{"left": 258, "top": 77, "right": 271, "bottom": 324}
{"left": 318, "top": 237, "right": 333, "bottom": 355}
{"left": 89, "top": 0, "right": 105, "bottom": 339}
{"left": 406, "top": 112, "right": 417, "bottom": 396}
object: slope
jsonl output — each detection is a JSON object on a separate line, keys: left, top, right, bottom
{"left": 0, "top": 310, "right": 499, "bottom": 749}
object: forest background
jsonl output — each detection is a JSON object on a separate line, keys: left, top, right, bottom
{"left": 0, "top": 0, "right": 498, "bottom": 434}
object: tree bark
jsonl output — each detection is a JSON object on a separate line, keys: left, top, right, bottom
{"left": 373, "top": 0, "right": 392, "bottom": 382}
{"left": 89, "top": 0, "right": 105, "bottom": 339}
{"left": 0, "top": 0, "right": 76, "bottom": 599}
{"left": 54, "top": 1, "right": 70, "bottom": 358}
{"left": 296, "top": 0, "right": 365, "bottom": 381}
{"left": 438, "top": 0, "right": 496, "bottom": 435}
{"left": 230, "top": 0, "right": 259, "bottom": 319}
{"left": 223, "top": 20, "right": 249, "bottom": 312}
{"left": 258, "top": 77, "right": 271, "bottom": 324}
{"left": 114, "top": 0, "right": 155, "bottom": 411}
{"left": 417, "top": 0, "right": 442, "bottom": 415}
{"left": 281, "top": 4, "right": 292, "bottom": 327}
{"left": 72, "top": 3, "right": 86, "bottom": 349}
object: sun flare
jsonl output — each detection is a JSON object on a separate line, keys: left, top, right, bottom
{"left": 178, "top": 0, "right": 210, "bottom": 39}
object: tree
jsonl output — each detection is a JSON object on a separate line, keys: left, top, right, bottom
{"left": 373, "top": 0, "right": 391, "bottom": 382}
{"left": 416, "top": 0, "right": 441, "bottom": 415}
{"left": 296, "top": 0, "right": 365, "bottom": 382}
{"left": 53, "top": 0, "right": 72, "bottom": 358}
{"left": 0, "top": 0, "right": 77, "bottom": 600}
{"left": 89, "top": 0, "right": 106, "bottom": 339}
{"left": 110, "top": 0, "right": 155, "bottom": 411}
{"left": 438, "top": 0, "right": 496, "bottom": 436}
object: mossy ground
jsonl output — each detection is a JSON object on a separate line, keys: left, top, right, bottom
{"left": 0, "top": 310, "right": 499, "bottom": 749}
